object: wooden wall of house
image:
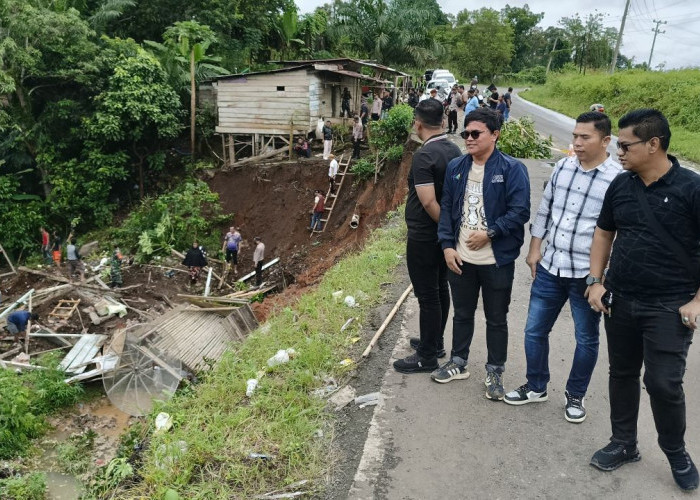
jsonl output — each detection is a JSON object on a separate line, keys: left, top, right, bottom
{"left": 215, "top": 69, "right": 313, "bottom": 135}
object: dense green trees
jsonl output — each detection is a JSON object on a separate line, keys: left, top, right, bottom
{"left": 0, "top": 0, "right": 640, "bottom": 259}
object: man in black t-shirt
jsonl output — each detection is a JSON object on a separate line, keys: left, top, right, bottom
{"left": 587, "top": 109, "right": 700, "bottom": 491}
{"left": 394, "top": 98, "right": 462, "bottom": 374}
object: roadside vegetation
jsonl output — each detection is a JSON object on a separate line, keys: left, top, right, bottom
{"left": 352, "top": 104, "right": 413, "bottom": 181}
{"left": 520, "top": 69, "right": 700, "bottom": 163}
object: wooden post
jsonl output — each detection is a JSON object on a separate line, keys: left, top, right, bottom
{"left": 374, "top": 151, "right": 380, "bottom": 184}
{"left": 24, "top": 291, "right": 33, "bottom": 354}
{"left": 362, "top": 284, "right": 413, "bottom": 357}
{"left": 229, "top": 135, "right": 235, "bottom": 165}
{"left": 289, "top": 120, "right": 294, "bottom": 160}
{"left": 221, "top": 134, "right": 227, "bottom": 167}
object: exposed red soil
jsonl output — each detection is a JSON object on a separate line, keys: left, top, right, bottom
{"left": 207, "top": 142, "right": 416, "bottom": 321}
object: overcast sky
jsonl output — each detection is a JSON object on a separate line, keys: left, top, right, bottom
{"left": 295, "top": 0, "right": 699, "bottom": 70}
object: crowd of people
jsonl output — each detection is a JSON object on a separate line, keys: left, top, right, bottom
{"left": 395, "top": 98, "right": 700, "bottom": 492}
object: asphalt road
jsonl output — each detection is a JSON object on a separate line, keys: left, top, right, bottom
{"left": 344, "top": 109, "right": 700, "bottom": 498}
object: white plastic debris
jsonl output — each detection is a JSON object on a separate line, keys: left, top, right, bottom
{"left": 344, "top": 295, "right": 356, "bottom": 308}
{"left": 155, "top": 412, "right": 173, "bottom": 434}
{"left": 246, "top": 379, "right": 258, "bottom": 397}
{"left": 332, "top": 290, "right": 344, "bottom": 302}
{"left": 267, "top": 348, "right": 297, "bottom": 367}
{"left": 354, "top": 392, "right": 382, "bottom": 408}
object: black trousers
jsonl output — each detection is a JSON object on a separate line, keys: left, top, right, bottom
{"left": 448, "top": 261, "right": 514, "bottom": 372}
{"left": 605, "top": 294, "right": 693, "bottom": 451}
{"left": 406, "top": 238, "right": 450, "bottom": 359}
{"left": 255, "top": 261, "right": 263, "bottom": 286}
{"left": 353, "top": 138, "right": 361, "bottom": 159}
{"left": 447, "top": 110, "right": 458, "bottom": 132}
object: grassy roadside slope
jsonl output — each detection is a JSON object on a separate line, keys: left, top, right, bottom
{"left": 520, "top": 69, "right": 700, "bottom": 163}
{"left": 117, "top": 210, "right": 407, "bottom": 499}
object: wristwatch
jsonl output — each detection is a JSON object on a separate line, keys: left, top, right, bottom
{"left": 486, "top": 228, "right": 496, "bottom": 240}
{"left": 585, "top": 275, "right": 602, "bottom": 286}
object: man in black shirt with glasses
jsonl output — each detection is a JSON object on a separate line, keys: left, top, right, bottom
{"left": 587, "top": 108, "right": 700, "bottom": 491}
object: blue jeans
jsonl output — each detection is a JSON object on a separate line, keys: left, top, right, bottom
{"left": 310, "top": 212, "right": 322, "bottom": 231}
{"left": 504, "top": 107, "right": 510, "bottom": 121}
{"left": 524, "top": 265, "right": 600, "bottom": 396}
{"left": 448, "top": 261, "right": 514, "bottom": 373}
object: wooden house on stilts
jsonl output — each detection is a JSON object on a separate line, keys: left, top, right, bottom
{"left": 210, "top": 58, "right": 408, "bottom": 167}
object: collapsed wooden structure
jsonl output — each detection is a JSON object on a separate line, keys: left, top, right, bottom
{"left": 134, "top": 303, "right": 258, "bottom": 373}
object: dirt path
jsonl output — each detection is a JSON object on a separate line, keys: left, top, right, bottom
{"left": 335, "top": 158, "right": 700, "bottom": 499}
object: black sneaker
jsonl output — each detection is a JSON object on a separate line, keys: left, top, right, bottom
{"left": 504, "top": 383, "right": 548, "bottom": 405}
{"left": 590, "top": 442, "right": 641, "bottom": 471}
{"left": 565, "top": 391, "right": 586, "bottom": 423}
{"left": 666, "top": 449, "right": 700, "bottom": 491}
{"left": 409, "top": 337, "right": 446, "bottom": 358}
{"left": 485, "top": 371, "right": 505, "bottom": 401}
{"left": 430, "top": 360, "right": 470, "bottom": 384}
{"left": 393, "top": 353, "right": 438, "bottom": 374}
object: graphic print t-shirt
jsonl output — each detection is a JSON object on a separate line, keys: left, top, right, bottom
{"left": 457, "top": 163, "right": 496, "bottom": 265}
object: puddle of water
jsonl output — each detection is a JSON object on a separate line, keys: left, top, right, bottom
{"left": 44, "top": 471, "right": 83, "bottom": 500}
{"left": 35, "top": 396, "right": 135, "bottom": 499}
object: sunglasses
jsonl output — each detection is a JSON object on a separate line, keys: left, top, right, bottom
{"left": 616, "top": 136, "right": 664, "bottom": 153}
{"left": 460, "top": 130, "right": 484, "bottom": 139}
{"left": 615, "top": 139, "right": 646, "bottom": 152}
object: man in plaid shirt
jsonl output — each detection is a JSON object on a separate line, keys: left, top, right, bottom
{"left": 504, "top": 112, "right": 622, "bottom": 423}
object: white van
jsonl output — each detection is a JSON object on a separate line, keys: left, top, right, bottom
{"left": 432, "top": 69, "right": 456, "bottom": 87}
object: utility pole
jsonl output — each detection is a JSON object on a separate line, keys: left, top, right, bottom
{"left": 610, "top": 0, "right": 631, "bottom": 73}
{"left": 648, "top": 19, "right": 667, "bottom": 70}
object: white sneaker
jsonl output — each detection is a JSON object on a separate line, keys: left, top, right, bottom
{"left": 504, "top": 383, "right": 548, "bottom": 405}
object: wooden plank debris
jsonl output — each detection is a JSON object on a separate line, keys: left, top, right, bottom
{"left": 0, "top": 243, "right": 17, "bottom": 278}
{"left": 58, "top": 334, "right": 107, "bottom": 374}
{"left": 237, "top": 258, "right": 280, "bottom": 283}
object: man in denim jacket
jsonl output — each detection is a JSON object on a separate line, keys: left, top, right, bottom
{"left": 434, "top": 108, "right": 530, "bottom": 401}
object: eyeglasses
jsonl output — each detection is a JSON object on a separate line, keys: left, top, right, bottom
{"left": 461, "top": 130, "right": 484, "bottom": 139}
{"left": 615, "top": 139, "right": 646, "bottom": 152}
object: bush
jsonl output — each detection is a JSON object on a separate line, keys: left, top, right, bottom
{"left": 350, "top": 158, "right": 376, "bottom": 181}
{"left": 0, "top": 472, "right": 46, "bottom": 500}
{"left": 113, "top": 180, "right": 231, "bottom": 261}
{"left": 498, "top": 117, "right": 553, "bottom": 159}
{"left": 368, "top": 104, "right": 413, "bottom": 151}
{"left": 0, "top": 353, "right": 83, "bottom": 459}
{"left": 384, "top": 145, "right": 404, "bottom": 162}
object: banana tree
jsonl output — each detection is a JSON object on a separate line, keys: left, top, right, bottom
{"left": 163, "top": 21, "right": 225, "bottom": 158}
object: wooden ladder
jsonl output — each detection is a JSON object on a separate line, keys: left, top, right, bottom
{"left": 313, "top": 154, "right": 352, "bottom": 234}
{"left": 48, "top": 299, "right": 81, "bottom": 320}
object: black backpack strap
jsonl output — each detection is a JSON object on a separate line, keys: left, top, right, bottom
{"left": 632, "top": 177, "right": 699, "bottom": 281}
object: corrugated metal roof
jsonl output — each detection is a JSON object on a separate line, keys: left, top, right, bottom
{"left": 210, "top": 64, "right": 313, "bottom": 81}
{"left": 209, "top": 60, "right": 399, "bottom": 83}
{"left": 320, "top": 68, "right": 390, "bottom": 84}
{"left": 276, "top": 58, "right": 409, "bottom": 76}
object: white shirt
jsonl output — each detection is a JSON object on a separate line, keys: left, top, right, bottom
{"left": 329, "top": 159, "right": 339, "bottom": 177}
